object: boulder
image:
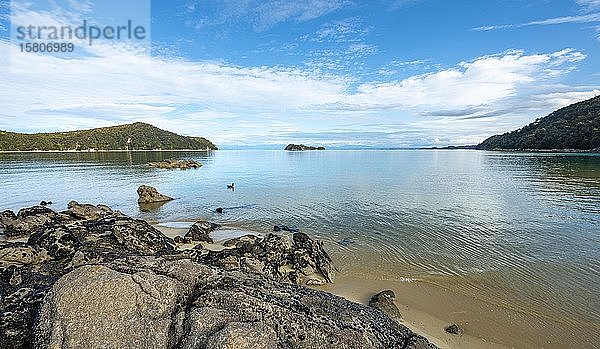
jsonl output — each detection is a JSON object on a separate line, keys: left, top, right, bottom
{"left": 205, "top": 322, "right": 277, "bottom": 349}
{"left": 369, "top": 290, "right": 403, "bottom": 323}
{"left": 35, "top": 264, "right": 196, "bottom": 349}
{"left": 0, "top": 203, "right": 438, "bottom": 349}
{"left": 0, "top": 207, "right": 65, "bottom": 238}
{"left": 67, "top": 201, "right": 117, "bottom": 220}
{"left": 197, "top": 232, "right": 336, "bottom": 285}
{"left": 190, "top": 269, "right": 436, "bottom": 349}
{"left": 273, "top": 224, "right": 299, "bottom": 232}
{"left": 444, "top": 324, "right": 463, "bottom": 336}
{"left": 0, "top": 242, "right": 50, "bottom": 268}
{"left": 137, "top": 185, "right": 174, "bottom": 204}
{"left": 184, "top": 221, "right": 220, "bottom": 243}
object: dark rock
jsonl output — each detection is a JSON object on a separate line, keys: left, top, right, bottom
{"left": 0, "top": 242, "right": 50, "bottom": 267}
{"left": 191, "top": 270, "right": 436, "bottom": 349}
{"left": 39, "top": 201, "right": 52, "bottom": 206}
{"left": 185, "top": 221, "right": 220, "bottom": 243}
{"left": 1, "top": 207, "right": 66, "bottom": 238}
{"left": 97, "top": 216, "right": 177, "bottom": 255}
{"left": 292, "top": 232, "right": 335, "bottom": 283}
{"left": 67, "top": 201, "right": 117, "bottom": 220}
{"left": 30, "top": 256, "right": 437, "bottom": 349}
{"left": 174, "top": 235, "right": 192, "bottom": 244}
{"left": 137, "top": 185, "right": 174, "bottom": 204}
{"left": 16, "top": 206, "right": 54, "bottom": 220}
{"left": 369, "top": 290, "right": 403, "bottom": 323}
{"left": 444, "top": 324, "right": 463, "bottom": 335}
{"left": 273, "top": 224, "right": 299, "bottom": 232}
{"left": 0, "top": 203, "right": 438, "bottom": 349}
{"left": 147, "top": 159, "right": 202, "bottom": 169}
{"left": 222, "top": 234, "right": 259, "bottom": 248}
{"left": 337, "top": 237, "right": 355, "bottom": 246}
{"left": 216, "top": 207, "right": 223, "bottom": 213}
{"left": 27, "top": 226, "right": 81, "bottom": 260}
{"left": 198, "top": 232, "right": 335, "bottom": 285}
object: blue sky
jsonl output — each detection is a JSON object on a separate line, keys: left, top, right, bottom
{"left": 0, "top": 0, "right": 599, "bottom": 148}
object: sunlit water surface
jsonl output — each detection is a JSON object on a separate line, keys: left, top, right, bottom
{"left": 0, "top": 150, "right": 598, "bottom": 333}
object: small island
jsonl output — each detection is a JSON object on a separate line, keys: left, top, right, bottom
{"left": 284, "top": 144, "right": 326, "bottom": 151}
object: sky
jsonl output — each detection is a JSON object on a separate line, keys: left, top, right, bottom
{"left": 0, "top": 0, "right": 599, "bottom": 148}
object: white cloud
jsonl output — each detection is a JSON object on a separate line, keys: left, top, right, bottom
{"left": 309, "top": 17, "right": 369, "bottom": 43}
{"left": 576, "top": 0, "right": 600, "bottom": 11}
{"left": 345, "top": 51, "right": 569, "bottom": 110}
{"left": 473, "top": 13, "right": 600, "bottom": 31}
{"left": 1, "top": 41, "right": 595, "bottom": 147}
{"left": 185, "top": 0, "right": 349, "bottom": 32}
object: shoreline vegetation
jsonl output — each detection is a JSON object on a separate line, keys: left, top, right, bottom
{"left": 0, "top": 122, "right": 218, "bottom": 152}
{"left": 476, "top": 95, "right": 600, "bottom": 151}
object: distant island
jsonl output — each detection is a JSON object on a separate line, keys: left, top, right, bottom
{"left": 285, "top": 144, "right": 326, "bottom": 151}
{"left": 420, "top": 145, "right": 477, "bottom": 150}
{"left": 477, "top": 95, "right": 600, "bottom": 151}
{"left": 0, "top": 122, "right": 218, "bottom": 151}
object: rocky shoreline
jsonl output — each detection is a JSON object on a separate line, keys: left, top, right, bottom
{"left": 0, "top": 201, "right": 438, "bottom": 349}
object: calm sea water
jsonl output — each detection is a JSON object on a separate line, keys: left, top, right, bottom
{"left": 0, "top": 150, "right": 599, "bottom": 333}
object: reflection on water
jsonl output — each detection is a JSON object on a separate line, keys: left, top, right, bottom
{"left": 0, "top": 150, "right": 599, "bottom": 334}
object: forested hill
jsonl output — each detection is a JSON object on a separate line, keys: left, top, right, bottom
{"left": 0, "top": 122, "right": 218, "bottom": 151}
{"left": 477, "top": 95, "right": 600, "bottom": 150}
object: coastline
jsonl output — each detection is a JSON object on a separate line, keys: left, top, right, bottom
{"left": 2, "top": 148, "right": 599, "bottom": 154}
{"left": 0, "top": 205, "right": 438, "bottom": 348}
{"left": 320, "top": 272, "right": 599, "bottom": 349}
{"left": 0, "top": 149, "right": 217, "bottom": 153}
{"left": 154, "top": 222, "right": 600, "bottom": 349}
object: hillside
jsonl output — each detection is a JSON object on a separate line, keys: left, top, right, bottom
{"left": 0, "top": 123, "right": 217, "bottom": 151}
{"left": 477, "top": 95, "right": 600, "bottom": 150}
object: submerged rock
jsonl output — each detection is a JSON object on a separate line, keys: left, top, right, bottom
{"left": 137, "top": 185, "right": 174, "bottom": 204}
{"left": 147, "top": 159, "right": 202, "bottom": 170}
{"left": 369, "top": 289, "right": 404, "bottom": 323}
{"left": 273, "top": 224, "right": 299, "bottom": 232}
{"left": 444, "top": 324, "right": 463, "bottom": 336}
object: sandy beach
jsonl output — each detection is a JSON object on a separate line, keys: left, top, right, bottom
{"left": 321, "top": 275, "right": 599, "bottom": 349}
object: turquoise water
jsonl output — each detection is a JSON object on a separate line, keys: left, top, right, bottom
{"left": 0, "top": 150, "right": 599, "bottom": 332}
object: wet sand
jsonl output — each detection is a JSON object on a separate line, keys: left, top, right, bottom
{"left": 321, "top": 276, "right": 599, "bottom": 349}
